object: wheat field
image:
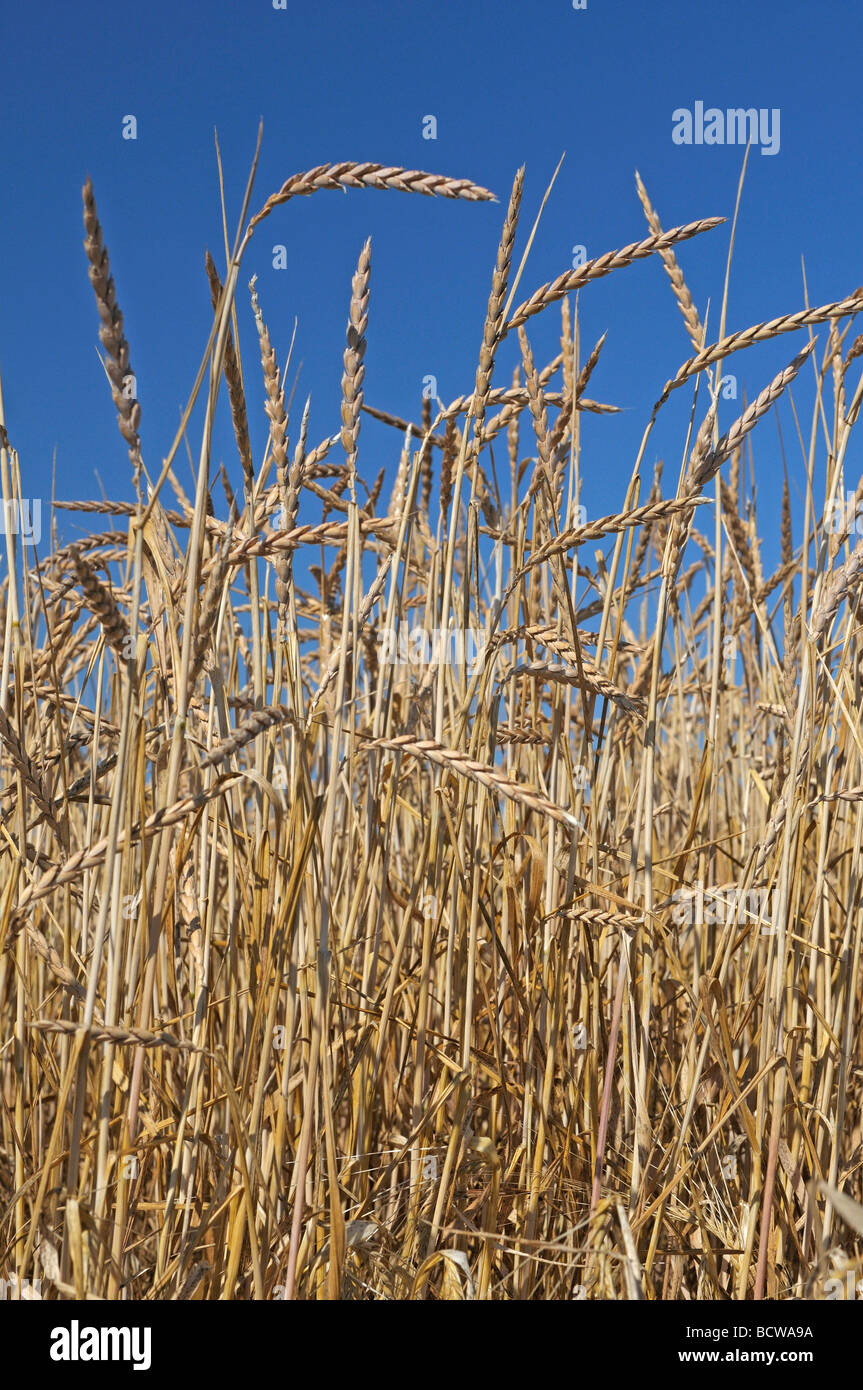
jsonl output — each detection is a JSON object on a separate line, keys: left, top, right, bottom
{"left": 1, "top": 142, "right": 862, "bottom": 1302}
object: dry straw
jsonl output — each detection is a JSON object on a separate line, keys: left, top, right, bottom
{"left": 3, "top": 147, "right": 863, "bottom": 1307}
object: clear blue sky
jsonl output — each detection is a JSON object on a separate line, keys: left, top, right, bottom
{"left": 2, "top": 0, "right": 861, "bottom": 573}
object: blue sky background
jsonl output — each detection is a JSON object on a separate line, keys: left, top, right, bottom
{"left": 2, "top": 0, "right": 861, "bottom": 588}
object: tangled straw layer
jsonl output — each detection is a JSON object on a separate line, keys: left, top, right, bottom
{"left": 3, "top": 159, "right": 863, "bottom": 1306}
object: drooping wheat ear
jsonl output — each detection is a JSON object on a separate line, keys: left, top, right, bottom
{"left": 506, "top": 217, "right": 724, "bottom": 335}
{"left": 0, "top": 708, "right": 62, "bottom": 837}
{"left": 358, "top": 732, "right": 581, "bottom": 830}
{"left": 473, "top": 167, "right": 524, "bottom": 444}
{"left": 778, "top": 472, "right": 789, "bottom": 569}
{"left": 189, "top": 512, "right": 235, "bottom": 689}
{"left": 146, "top": 479, "right": 182, "bottom": 582}
{"left": 575, "top": 330, "right": 607, "bottom": 401}
{"left": 563, "top": 907, "right": 644, "bottom": 933}
{"left": 388, "top": 428, "right": 412, "bottom": 520}
{"left": 82, "top": 178, "right": 142, "bottom": 479}
{"left": 341, "top": 239, "right": 371, "bottom": 494}
{"left": 845, "top": 332, "right": 863, "bottom": 373}
{"left": 250, "top": 276, "right": 288, "bottom": 480}
{"left": 305, "top": 477, "right": 351, "bottom": 515}
{"left": 753, "top": 742, "right": 814, "bottom": 877}
{"left": 244, "top": 162, "right": 496, "bottom": 241}
{"left": 781, "top": 473, "right": 795, "bottom": 627}
{"left": 655, "top": 291, "right": 863, "bottom": 410}
{"left": 218, "top": 462, "right": 236, "bottom": 516}
{"left": 549, "top": 410, "right": 572, "bottom": 509}
{"left": 720, "top": 478, "right": 757, "bottom": 595}
{"left": 250, "top": 276, "right": 291, "bottom": 614}
{"left": 504, "top": 660, "right": 647, "bottom": 717}
{"left": 546, "top": 331, "right": 609, "bottom": 471}
{"left": 71, "top": 547, "right": 128, "bottom": 658}
{"left": 811, "top": 534, "right": 863, "bottom": 642}
{"left": 721, "top": 449, "right": 740, "bottom": 606}
{"left": 205, "top": 515, "right": 397, "bottom": 577}
{"left": 206, "top": 250, "right": 253, "bottom": 492}
{"left": 200, "top": 705, "right": 297, "bottom": 770}
{"left": 503, "top": 494, "right": 708, "bottom": 604}
{"left": 366, "top": 381, "right": 602, "bottom": 435}
{"left": 519, "top": 328, "right": 553, "bottom": 499}
{"left": 363, "top": 402, "right": 445, "bottom": 446}
{"left": 17, "top": 913, "right": 87, "bottom": 999}
{"left": 15, "top": 775, "right": 240, "bottom": 913}
{"left": 34, "top": 596, "right": 89, "bottom": 681}
{"left": 496, "top": 723, "right": 548, "bottom": 747}
{"left": 256, "top": 406, "right": 316, "bottom": 535}
{"left": 634, "top": 171, "right": 704, "bottom": 350}
{"left": 316, "top": 482, "right": 352, "bottom": 532}
{"left": 660, "top": 404, "right": 718, "bottom": 587}
{"left": 781, "top": 477, "right": 799, "bottom": 710}
{"left": 308, "top": 554, "right": 393, "bottom": 720}
{"left": 503, "top": 621, "right": 644, "bottom": 658}
{"left": 282, "top": 396, "right": 309, "bottom": 534}
{"left": 365, "top": 467, "right": 385, "bottom": 513}
{"left": 688, "top": 342, "right": 815, "bottom": 495}
{"left": 511, "top": 367, "right": 580, "bottom": 641}
{"left": 745, "top": 484, "right": 763, "bottom": 595}
{"left": 540, "top": 352, "right": 563, "bottom": 387}
{"left": 28, "top": 1019, "right": 203, "bottom": 1052}
{"left": 323, "top": 545, "right": 348, "bottom": 611}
